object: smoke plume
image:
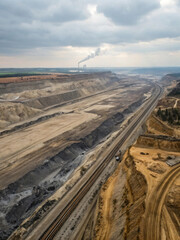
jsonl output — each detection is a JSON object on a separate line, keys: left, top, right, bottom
{"left": 78, "top": 48, "right": 101, "bottom": 65}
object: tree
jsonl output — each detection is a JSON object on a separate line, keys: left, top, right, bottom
{"left": 168, "top": 114, "right": 173, "bottom": 124}
{"left": 178, "top": 113, "right": 180, "bottom": 121}
{"left": 157, "top": 107, "right": 162, "bottom": 117}
{"left": 165, "top": 108, "right": 168, "bottom": 117}
{"left": 161, "top": 114, "right": 167, "bottom": 121}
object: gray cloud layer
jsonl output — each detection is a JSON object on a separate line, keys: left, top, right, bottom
{"left": 97, "top": 0, "right": 160, "bottom": 25}
{"left": 0, "top": 0, "right": 180, "bottom": 55}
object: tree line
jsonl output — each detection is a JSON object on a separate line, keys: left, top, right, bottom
{"left": 157, "top": 107, "right": 180, "bottom": 125}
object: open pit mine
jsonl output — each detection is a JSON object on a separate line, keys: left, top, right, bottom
{"left": 1, "top": 71, "right": 178, "bottom": 240}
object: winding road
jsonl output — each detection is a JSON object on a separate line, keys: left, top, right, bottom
{"left": 144, "top": 165, "right": 180, "bottom": 240}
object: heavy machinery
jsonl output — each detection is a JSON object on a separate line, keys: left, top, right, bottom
{"left": 115, "top": 150, "right": 121, "bottom": 161}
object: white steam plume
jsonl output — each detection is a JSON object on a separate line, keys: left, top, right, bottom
{"left": 78, "top": 48, "right": 101, "bottom": 65}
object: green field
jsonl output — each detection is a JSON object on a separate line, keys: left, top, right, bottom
{"left": 0, "top": 72, "right": 17, "bottom": 75}
{"left": 0, "top": 72, "right": 46, "bottom": 78}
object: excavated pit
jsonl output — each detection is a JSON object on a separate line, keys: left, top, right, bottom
{"left": 0, "top": 111, "right": 124, "bottom": 239}
{"left": 0, "top": 72, "right": 152, "bottom": 239}
{"left": 0, "top": 98, "right": 146, "bottom": 240}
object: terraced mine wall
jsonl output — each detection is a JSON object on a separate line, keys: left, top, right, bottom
{"left": 0, "top": 71, "right": 120, "bottom": 128}
{"left": 0, "top": 72, "right": 120, "bottom": 114}
{"left": 147, "top": 114, "right": 174, "bottom": 136}
{"left": 87, "top": 136, "right": 180, "bottom": 240}
{"left": 0, "top": 95, "right": 145, "bottom": 239}
{"left": 24, "top": 90, "right": 83, "bottom": 109}
{"left": 0, "top": 111, "right": 123, "bottom": 239}
{"left": 0, "top": 80, "right": 47, "bottom": 95}
{"left": 87, "top": 151, "right": 147, "bottom": 240}
{"left": 0, "top": 72, "right": 112, "bottom": 94}
{"left": 136, "top": 134, "right": 180, "bottom": 152}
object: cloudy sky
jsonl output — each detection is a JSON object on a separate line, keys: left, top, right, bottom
{"left": 0, "top": 0, "right": 180, "bottom": 68}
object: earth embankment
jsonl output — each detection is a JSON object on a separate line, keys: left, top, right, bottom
{"left": 91, "top": 151, "right": 147, "bottom": 240}
{"left": 87, "top": 79, "right": 180, "bottom": 240}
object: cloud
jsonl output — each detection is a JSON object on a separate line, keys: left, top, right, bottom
{"left": 0, "top": 0, "right": 180, "bottom": 60}
{"left": 177, "top": 0, "right": 180, "bottom": 6}
{"left": 113, "top": 37, "right": 180, "bottom": 54}
{"left": 96, "top": 0, "right": 160, "bottom": 25}
{"left": 0, "top": 0, "right": 90, "bottom": 54}
{"left": 0, "top": 0, "right": 88, "bottom": 24}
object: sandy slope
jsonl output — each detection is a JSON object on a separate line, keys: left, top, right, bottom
{"left": 91, "top": 92, "right": 180, "bottom": 240}
{"left": 0, "top": 102, "right": 41, "bottom": 128}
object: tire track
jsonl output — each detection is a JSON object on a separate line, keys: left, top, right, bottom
{"left": 144, "top": 165, "right": 180, "bottom": 240}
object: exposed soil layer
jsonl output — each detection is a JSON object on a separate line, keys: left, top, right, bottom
{"left": 0, "top": 72, "right": 151, "bottom": 239}
{"left": 92, "top": 151, "right": 147, "bottom": 240}
{"left": 88, "top": 80, "right": 180, "bottom": 240}
{"left": 24, "top": 89, "right": 83, "bottom": 109}
{"left": 146, "top": 114, "right": 175, "bottom": 136}
{"left": 0, "top": 111, "right": 122, "bottom": 239}
{"left": 0, "top": 111, "right": 62, "bottom": 137}
{"left": 168, "top": 81, "right": 180, "bottom": 97}
{"left": 165, "top": 176, "right": 180, "bottom": 237}
{"left": 0, "top": 103, "right": 146, "bottom": 239}
{"left": 90, "top": 137, "right": 180, "bottom": 240}
{"left": 136, "top": 134, "right": 180, "bottom": 152}
{"left": 0, "top": 72, "right": 111, "bottom": 93}
{"left": 0, "top": 103, "right": 41, "bottom": 129}
{"left": 0, "top": 72, "right": 117, "bottom": 127}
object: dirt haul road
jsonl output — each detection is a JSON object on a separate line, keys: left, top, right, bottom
{"left": 144, "top": 165, "right": 180, "bottom": 240}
